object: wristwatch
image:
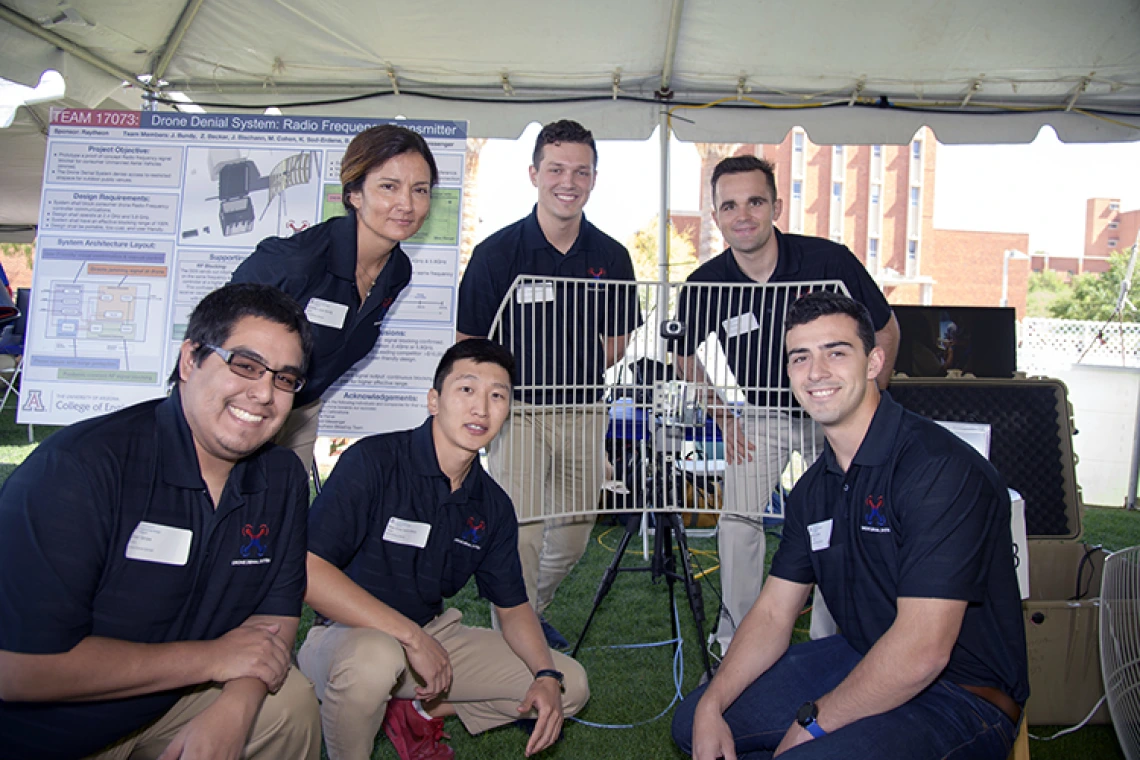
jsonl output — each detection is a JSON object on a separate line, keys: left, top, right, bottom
{"left": 535, "top": 668, "right": 565, "bottom": 693}
{"left": 796, "top": 701, "right": 827, "bottom": 739}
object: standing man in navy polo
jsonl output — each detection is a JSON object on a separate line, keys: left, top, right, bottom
{"left": 457, "top": 119, "right": 640, "bottom": 648}
{"left": 298, "top": 339, "right": 588, "bottom": 760}
{"left": 672, "top": 291, "right": 1028, "bottom": 760}
{"left": 674, "top": 155, "right": 899, "bottom": 653}
{"left": 0, "top": 284, "right": 321, "bottom": 760}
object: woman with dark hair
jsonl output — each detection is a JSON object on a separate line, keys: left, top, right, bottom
{"left": 232, "top": 124, "right": 438, "bottom": 471}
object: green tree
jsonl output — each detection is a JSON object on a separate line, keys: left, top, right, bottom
{"left": 1027, "top": 266, "right": 1069, "bottom": 318}
{"left": 626, "top": 215, "right": 698, "bottom": 282}
{"left": 1048, "top": 249, "right": 1139, "bottom": 323}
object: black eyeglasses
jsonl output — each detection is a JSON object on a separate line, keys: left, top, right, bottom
{"left": 205, "top": 344, "right": 306, "bottom": 393}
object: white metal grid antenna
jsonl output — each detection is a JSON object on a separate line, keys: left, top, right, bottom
{"left": 485, "top": 276, "right": 851, "bottom": 524}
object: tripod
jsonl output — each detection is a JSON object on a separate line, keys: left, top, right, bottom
{"left": 572, "top": 424, "right": 715, "bottom": 681}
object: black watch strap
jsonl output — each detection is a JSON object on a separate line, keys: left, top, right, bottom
{"left": 535, "top": 668, "right": 565, "bottom": 693}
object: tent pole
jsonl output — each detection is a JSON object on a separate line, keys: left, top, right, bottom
{"left": 657, "top": 111, "right": 671, "bottom": 284}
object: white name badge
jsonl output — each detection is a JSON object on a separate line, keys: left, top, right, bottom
{"left": 722, "top": 312, "right": 760, "bottom": 338}
{"left": 383, "top": 517, "right": 432, "bottom": 549}
{"left": 808, "top": 519, "right": 834, "bottom": 552}
{"left": 516, "top": 283, "right": 556, "bottom": 304}
{"left": 125, "top": 521, "right": 193, "bottom": 566}
{"left": 305, "top": 297, "right": 349, "bottom": 329}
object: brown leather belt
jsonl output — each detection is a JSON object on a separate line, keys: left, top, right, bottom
{"left": 959, "top": 684, "right": 1021, "bottom": 725}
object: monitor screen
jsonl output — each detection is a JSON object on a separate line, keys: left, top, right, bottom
{"left": 893, "top": 305, "right": 1017, "bottom": 378}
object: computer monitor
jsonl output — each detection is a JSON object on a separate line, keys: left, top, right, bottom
{"left": 893, "top": 305, "right": 1017, "bottom": 378}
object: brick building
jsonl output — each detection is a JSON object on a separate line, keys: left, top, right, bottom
{"left": 1032, "top": 198, "right": 1140, "bottom": 276}
{"left": 675, "top": 128, "right": 1030, "bottom": 316}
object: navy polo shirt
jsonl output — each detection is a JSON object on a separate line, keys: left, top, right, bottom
{"left": 770, "top": 392, "right": 1030, "bottom": 705}
{"left": 308, "top": 418, "right": 528, "bottom": 627}
{"left": 0, "top": 388, "right": 309, "bottom": 759}
{"left": 457, "top": 207, "right": 640, "bottom": 403}
{"left": 676, "top": 230, "right": 892, "bottom": 406}
{"left": 232, "top": 213, "right": 412, "bottom": 406}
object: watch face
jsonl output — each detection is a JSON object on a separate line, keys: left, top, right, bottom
{"left": 796, "top": 701, "right": 818, "bottom": 725}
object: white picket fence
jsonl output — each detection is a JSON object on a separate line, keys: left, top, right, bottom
{"left": 1019, "top": 317, "right": 1140, "bottom": 374}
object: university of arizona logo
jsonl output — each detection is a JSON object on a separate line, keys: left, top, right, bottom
{"left": 861, "top": 495, "right": 890, "bottom": 534}
{"left": 21, "top": 390, "right": 45, "bottom": 412}
{"left": 455, "top": 517, "right": 486, "bottom": 549}
{"left": 587, "top": 267, "right": 606, "bottom": 279}
{"left": 241, "top": 523, "right": 269, "bottom": 558}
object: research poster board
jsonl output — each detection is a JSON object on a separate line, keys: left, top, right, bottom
{"left": 23, "top": 109, "right": 467, "bottom": 435}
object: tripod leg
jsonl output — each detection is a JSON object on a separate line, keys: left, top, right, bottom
{"left": 666, "top": 512, "right": 715, "bottom": 680}
{"left": 572, "top": 516, "right": 638, "bottom": 658}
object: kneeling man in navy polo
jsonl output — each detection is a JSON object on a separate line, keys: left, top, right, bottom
{"left": 672, "top": 290, "right": 1028, "bottom": 760}
{"left": 0, "top": 283, "right": 321, "bottom": 760}
{"left": 299, "top": 338, "right": 588, "bottom": 760}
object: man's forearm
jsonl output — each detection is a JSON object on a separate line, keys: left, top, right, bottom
{"left": 605, "top": 333, "right": 630, "bottom": 369}
{"left": 305, "top": 553, "right": 421, "bottom": 646}
{"left": 698, "top": 578, "right": 809, "bottom": 715}
{"left": 0, "top": 611, "right": 299, "bottom": 703}
{"left": 0, "top": 636, "right": 224, "bottom": 702}
{"left": 496, "top": 603, "right": 556, "bottom": 675}
{"left": 812, "top": 597, "right": 966, "bottom": 733}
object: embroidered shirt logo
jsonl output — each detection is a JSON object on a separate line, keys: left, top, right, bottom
{"left": 233, "top": 523, "right": 273, "bottom": 566}
{"left": 861, "top": 495, "right": 891, "bottom": 534}
{"left": 587, "top": 267, "right": 606, "bottom": 279}
{"left": 454, "top": 517, "right": 486, "bottom": 550}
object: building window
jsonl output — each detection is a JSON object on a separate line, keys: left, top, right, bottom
{"left": 908, "top": 187, "right": 921, "bottom": 231}
{"left": 792, "top": 130, "right": 806, "bottom": 179}
{"left": 867, "top": 237, "right": 879, "bottom": 273}
{"left": 1110, "top": 220, "right": 1120, "bottom": 229}
{"left": 830, "top": 181, "right": 844, "bottom": 242}
{"left": 1109, "top": 239, "right": 1119, "bottom": 248}
{"left": 790, "top": 180, "right": 804, "bottom": 233}
{"left": 869, "top": 186, "right": 882, "bottom": 237}
{"left": 910, "top": 138, "right": 923, "bottom": 184}
{"left": 871, "top": 145, "right": 883, "bottom": 182}
{"left": 907, "top": 240, "right": 918, "bottom": 257}
{"left": 1110, "top": 202, "right": 1120, "bottom": 211}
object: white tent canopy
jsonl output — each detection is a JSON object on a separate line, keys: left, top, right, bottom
{"left": 2, "top": 0, "right": 1140, "bottom": 238}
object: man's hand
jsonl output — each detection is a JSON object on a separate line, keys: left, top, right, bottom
{"left": 206, "top": 621, "right": 290, "bottom": 692}
{"left": 517, "top": 676, "right": 564, "bottom": 757}
{"left": 157, "top": 690, "right": 254, "bottom": 760}
{"left": 404, "top": 628, "right": 452, "bottom": 702}
{"left": 718, "top": 414, "right": 754, "bottom": 465}
{"left": 691, "top": 701, "right": 738, "bottom": 760}
{"left": 773, "top": 721, "right": 812, "bottom": 756}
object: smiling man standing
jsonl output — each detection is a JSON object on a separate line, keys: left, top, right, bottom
{"left": 673, "top": 291, "right": 1027, "bottom": 760}
{"left": 299, "top": 339, "right": 588, "bottom": 760}
{"left": 0, "top": 283, "right": 320, "bottom": 760}
{"left": 457, "top": 120, "right": 640, "bottom": 649}
{"left": 674, "top": 155, "right": 899, "bottom": 653}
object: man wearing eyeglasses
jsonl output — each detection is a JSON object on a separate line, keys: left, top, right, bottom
{"left": 0, "top": 284, "right": 321, "bottom": 760}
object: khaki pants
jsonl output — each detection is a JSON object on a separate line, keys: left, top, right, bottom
{"left": 85, "top": 667, "right": 321, "bottom": 760}
{"left": 297, "top": 608, "right": 589, "bottom": 760}
{"left": 274, "top": 398, "right": 323, "bottom": 476}
{"left": 488, "top": 404, "right": 605, "bottom": 614}
{"left": 715, "top": 410, "right": 825, "bottom": 651}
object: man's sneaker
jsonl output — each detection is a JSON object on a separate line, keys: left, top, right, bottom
{"left": 539, "top": 615, "right": 570, "bottom": 650}
{"left": 382, "top": 699, "right": 454, "bottom": 760}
